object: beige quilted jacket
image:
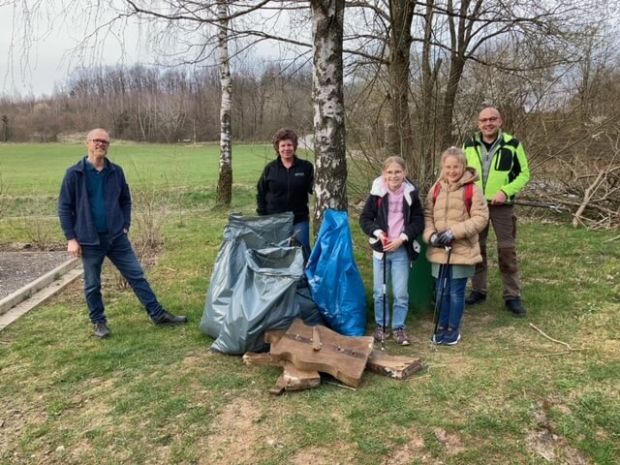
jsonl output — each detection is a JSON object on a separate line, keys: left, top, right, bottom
{"left": 423, "top": 168, "right": 489, "bottom": 265}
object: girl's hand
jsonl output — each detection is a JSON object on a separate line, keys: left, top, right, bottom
{"left": 383, "top": 237, "right": 403, "bottom": 252}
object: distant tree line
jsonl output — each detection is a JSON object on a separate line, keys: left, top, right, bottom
{"left": 0, "top": 63, "right": 313, "bottom": 143}
{"left": 1, "top": 0, "right": 618, "bottom": 227}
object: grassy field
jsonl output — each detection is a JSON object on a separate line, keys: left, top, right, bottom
{"left": 0, "top": 143, "right": 618, "bottom": 465}
{"left": 0, "top": 141, "right": 282, "bottom": 195}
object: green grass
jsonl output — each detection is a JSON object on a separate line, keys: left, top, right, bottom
{"left": 0, "top": 143, "right": 618, "bottom": 465}
{"left": 0, "top": 141, "right": 282, "bottom": 195}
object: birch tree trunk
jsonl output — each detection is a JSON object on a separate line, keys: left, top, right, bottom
{"left": 216, "top": 0, "right": 233, "bottom": 207}
{"left": 310, "top": 0, "right": 347, "bottom": 231}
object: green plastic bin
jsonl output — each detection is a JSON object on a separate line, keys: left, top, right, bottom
{"left": 409, "top": 240, "right": 435, "bottom": 313}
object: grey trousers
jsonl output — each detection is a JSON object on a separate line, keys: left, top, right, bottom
{"left": 471, "top": 204, "right": 522, "bottom": 300}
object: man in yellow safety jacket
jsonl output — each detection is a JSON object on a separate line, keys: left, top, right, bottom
{"left": 463, "top": 106, "right": 530, "bottom": 317}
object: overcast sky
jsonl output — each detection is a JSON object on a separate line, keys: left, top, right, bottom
{"left": 0, "top": 2, "right": 308, "bottom": 99}
{"left": 0, "top": 2, "right": 153, "bottom": 98}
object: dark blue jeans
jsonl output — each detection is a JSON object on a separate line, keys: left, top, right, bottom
{"left": 435, "top": 265, "right": 467, "bottom": 330}
{"left": 82, "top": 232, "right": 164, "bottom": 324}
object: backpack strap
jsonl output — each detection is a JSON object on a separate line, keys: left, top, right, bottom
{"left": 432, "top": 182, "right": 442, "bottom": 205}
{"left": 464, "top": 183, "right": 474, "bottom": 215}
{"left": 433, "top": 181, "right": 474, "bottom": 216}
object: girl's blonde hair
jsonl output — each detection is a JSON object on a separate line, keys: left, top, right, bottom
{"left": 440, "top": 146, "right": 466, "bottom": 167}
{"left": 383, "top": 156, "right": 407, "bottom": 171}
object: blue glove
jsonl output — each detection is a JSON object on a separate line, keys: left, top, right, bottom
{"left": 436, "top": 229, "right": 454, "bottom": 246}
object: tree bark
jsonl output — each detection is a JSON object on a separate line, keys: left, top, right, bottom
{"left": 216, "top": 0, "right": 233, "bottom": 207}
{"left": 438, "top": 54, "right": 466, "bottom": 149}
{"left": 310, "top": 0, "right": 347, "bottom": 231}
{"left": 438, "top": 0, "right": 481, "bottom": 149}
{"left": 386, "top": 0, "right": 415, "bottom": 174}
{"left": 418, "top": 0, "right": 441, "bottom": 189}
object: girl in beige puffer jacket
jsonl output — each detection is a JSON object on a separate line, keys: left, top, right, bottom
{"left": 423, "top": 147, "right": 489, "bottom": 345}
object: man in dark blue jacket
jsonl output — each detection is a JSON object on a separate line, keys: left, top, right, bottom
{"left": 58, "top": 128, "right": 187, "bottom": 338}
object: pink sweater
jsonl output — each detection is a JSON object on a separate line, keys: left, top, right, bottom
{"left": 385, "top": 180, "right": 405, "bottom": 240}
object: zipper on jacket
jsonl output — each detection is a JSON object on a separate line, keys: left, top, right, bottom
{"left": 443, "top": 184, "right": 450, "bottom": 225}
{"left": 286, "top": 165, "right": 291, "bottom": 205}
{"left": 475, "top": 143, "right": 486, "bottom": 191}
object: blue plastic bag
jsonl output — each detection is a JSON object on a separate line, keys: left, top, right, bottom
{"left": 305, "top": 209, "right": 367, "bottom": 336}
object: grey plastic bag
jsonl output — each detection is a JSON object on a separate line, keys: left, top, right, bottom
{"left": 210, "top": 246, "right": 304, "bottom": 354}
{"left": 200, "top": 213, "right": 294, "bottom": 338}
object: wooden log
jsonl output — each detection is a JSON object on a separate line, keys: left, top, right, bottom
{"left": 242, "top": 352, "right": 282, "bottom": 367}
{"left": 270, "top": 319, "right": 374, "bottom": 387}
{"left": 366, "top": 350, "right": 424, "bottom": 380}
{"left": 269, "top": 362, "right": 321, "bottom": 395}
{"left": 264, "top": 329, "right": 286, "bottom": 345}
{"left": 312, "top": 326, "right": 322, "bottom": 351}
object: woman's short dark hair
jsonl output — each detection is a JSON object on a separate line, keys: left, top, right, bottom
{"left": 272, "top": 128, "right": 299, "bottom": 152}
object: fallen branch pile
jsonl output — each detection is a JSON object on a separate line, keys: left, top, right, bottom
{"left": 519, "top": 162, "right": 619, "bottom": 229}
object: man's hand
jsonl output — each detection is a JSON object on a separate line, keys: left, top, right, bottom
{"left": 491, "top": 190, "right": 507, "bottom": 205}
{"left": 67, "top": 239, "right": 82, "bottom": 258}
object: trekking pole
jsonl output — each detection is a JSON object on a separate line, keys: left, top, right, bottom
{"left": 381, "top": 253, "right": 387, "bottom": 351}
{"left": 431, "top": 245, "right": 453, "bottom": 346}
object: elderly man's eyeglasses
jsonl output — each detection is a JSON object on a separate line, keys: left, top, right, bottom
{"left": 90, "top": 139, "right": 110, "bottom": 146}
{"left": 479, "top": 117, "right": 499, "bottom": 123}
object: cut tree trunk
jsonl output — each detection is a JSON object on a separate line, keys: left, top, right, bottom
{"left": 366, "top": 350, "right": 424, "bottom": 380}
{"left": 269, "top": 319, "right": 374, "bottom": 388}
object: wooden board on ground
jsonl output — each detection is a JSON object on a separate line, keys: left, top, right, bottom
{"left": 242, "top": 352, "right": 282, "bottom": 367}
{"left": 264, "top": 329, "right": 286, "bottom": 345}
{"left": 270, "top": 319, "right": 374, "bottom": 387}
{"left": 269, "top": 362, "right": 322, "bottom": 395}
{"left": 366, "top": 350, "right": 424, "bottom": 380}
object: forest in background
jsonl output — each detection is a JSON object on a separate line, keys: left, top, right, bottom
{"left": 1, "top": 0, "right": 618, "bottom": 227}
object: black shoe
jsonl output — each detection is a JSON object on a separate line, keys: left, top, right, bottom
{"left": 505, "top": 298, "right": 527, "bottom": 317}
{"left": 152, "top": 310, "right": 188, "bottom": 325}
{"left": 93, "top": 322, "right": 111, "bottom": 338}
{"left": 465, "top": 291, "right": 487, "bottom": 306}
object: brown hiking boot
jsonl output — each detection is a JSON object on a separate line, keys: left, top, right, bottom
{"left": 393, "top": 327, "right": 410, "bottom": 346}
{"left": 373, "top": 326, "right": 390, "bottom": 343}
